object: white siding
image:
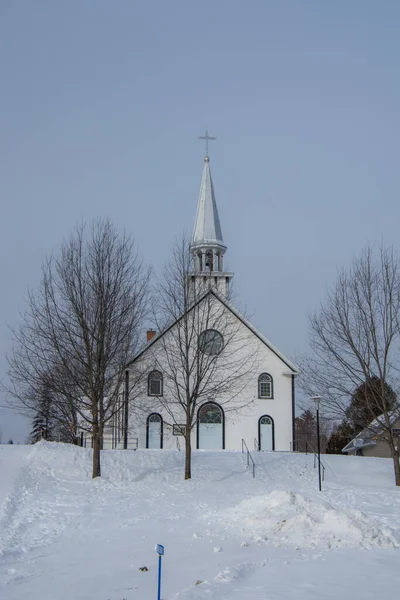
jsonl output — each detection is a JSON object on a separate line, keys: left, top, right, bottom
{"left": 123, "top": 295, "right": 295, "bottom": 452}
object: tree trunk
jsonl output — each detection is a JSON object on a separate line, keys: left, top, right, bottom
{"left": 124, "top": 370, "right": 129, "bottom": 449}
{"left": 387, "top": 435, "right": 400, "bottom": 486}
{"left": 184, "top": 424, "right": 192, "bottom": 480}
{"left": 92, "top": 423, "right": 101, "bottom": 479}
{"left": 392, "top": 449, "right": 400, "bottom": 486}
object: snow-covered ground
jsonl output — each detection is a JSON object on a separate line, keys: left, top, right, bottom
{"left": 1, "top": 442, "right": 400, "bottom": 599}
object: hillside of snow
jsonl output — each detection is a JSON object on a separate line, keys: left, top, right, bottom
{"left": 1, "top": 443, "right": 400, "bottom": 599}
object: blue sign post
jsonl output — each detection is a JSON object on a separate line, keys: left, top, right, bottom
{"left": 156, "top": 544, "right": 164, "bottom": 600}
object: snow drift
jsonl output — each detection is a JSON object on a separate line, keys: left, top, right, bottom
{"left": 1, "top": 442, "right": 400, "bottom": 600}
{"left": 212, "top": 489, "right": 399, "bottom": 549}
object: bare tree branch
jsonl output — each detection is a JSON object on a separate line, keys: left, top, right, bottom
{"left": 298, "top": 244, "right": 400, "bottom": 485}
{"left": 5, "top": 219, "right": 149, "bottom": 478}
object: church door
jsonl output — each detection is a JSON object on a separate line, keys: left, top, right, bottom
{"left": 146, "top": 413, "right": 163, "bottom": 449}
{"left": 197, "top": 403, "right": 224, "bottom": 449}
{"left": 259, "top": 415, "right": 274, "bottom": 451}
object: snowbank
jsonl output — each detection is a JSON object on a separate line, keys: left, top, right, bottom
{"left": 212, "top": 489, "right": 399, "bottom": 550}
{"left": 1, "top": 443, "right": 400, "bottom": 600}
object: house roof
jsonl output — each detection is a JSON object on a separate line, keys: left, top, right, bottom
{"left": 127, "top": 289, "right": 299, "bottom": 374}
{"left": 342, "top": 409, "right": 400, "bottom": 453}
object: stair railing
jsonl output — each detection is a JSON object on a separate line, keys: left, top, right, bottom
{"left": 291, "top": 440, "right": 326, "bottom": 482}
{"left": 241, "top": 438, "right": 256, "bottom": 478}
{"left": 312, "top": 448, "right": 326, "bottom": 482}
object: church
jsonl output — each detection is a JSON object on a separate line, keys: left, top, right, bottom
{"left": 103, "top": 147, "right": 298, "bottom": 452}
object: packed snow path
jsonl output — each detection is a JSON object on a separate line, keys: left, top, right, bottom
{"left": 1, "top": 442, "right": 400, "bottom": 599}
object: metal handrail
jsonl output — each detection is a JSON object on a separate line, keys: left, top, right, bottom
{"left": 308, "top": 442, "right": 326, "bottom": 482}
{"left": 313, "top": 451, "right": 325, "bottom": 482}
{"left": 290, "top": 440, "right": 325, "bottom": 482}
{"left": 241, "top": 438, "right": 256, "bottom": 478}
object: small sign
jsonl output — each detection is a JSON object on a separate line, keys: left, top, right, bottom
{"left": 173, "top": 424, "right": 186, "bottom": 436}
{"left": 155, "top": 543, "right": 164, "bottom": 600}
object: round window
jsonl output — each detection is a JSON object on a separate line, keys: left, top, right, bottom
{"left": 199, "top": 329, "right": 224, "bottom": 356}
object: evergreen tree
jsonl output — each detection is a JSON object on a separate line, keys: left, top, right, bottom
{"left": 30, "top": 386, "right": 54, "bottom": 443}
{"left": 31, "top": 413, "right": 47, "bottom": 443}
{"left": 346, "top": 377, "right": 397, "bottom": 433}
{"left": 325, "top": 421, "right": 355, "bottom": 454}
{"left": 326, "top": 378, "right": 397, "bottom": 455}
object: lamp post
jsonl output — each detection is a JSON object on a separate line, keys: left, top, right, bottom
{"left": 311, "top": 395, "right": 322, "bottom": 491}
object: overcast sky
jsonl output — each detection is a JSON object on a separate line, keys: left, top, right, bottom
{"left": 1, "top": 1, "right": 400, "bottom": 442}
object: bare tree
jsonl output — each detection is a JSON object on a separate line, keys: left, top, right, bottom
{"left": 144, "top": 236, "right": 259, "bottom": 480}
{"left": 298, "top": 245, "right": 400, "bottom": 485}
{"left": 294, "top": 409, "right": 332, "bottom": 453}
{"left": 6, "top": 219, "right": 149, "bottom": 477}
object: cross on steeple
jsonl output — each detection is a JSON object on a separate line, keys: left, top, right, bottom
{"left": 198, "top": 130, "right": 216, "bottom": 157}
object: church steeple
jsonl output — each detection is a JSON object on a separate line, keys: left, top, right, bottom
{"left": 189, "top": 153, "right": 233, "bottom": 299}
{"left": 191, "top": 156, "right": 225, "bottom": 252}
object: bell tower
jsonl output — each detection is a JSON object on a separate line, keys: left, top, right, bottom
{"left": 189, "top": 145, "right": 233, "bottom": 300}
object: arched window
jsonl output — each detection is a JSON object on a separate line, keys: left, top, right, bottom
{"left": 148, "top": 370, "right": 163, "bottom": 396}
{"left": 197, "top": 251, "right": 203, "bottom": 271}
{"left": 198, "top": 403, "right": 223, "bottom": 424}
{"left": 205, "top": 251, "right": 213, "bottom": 271}
{"left": 258, "top": 373, "right": 273, "bottom": 399}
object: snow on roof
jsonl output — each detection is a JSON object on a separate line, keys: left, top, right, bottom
{"left": 342, "top": 409, "right": 400, "bottom": 453}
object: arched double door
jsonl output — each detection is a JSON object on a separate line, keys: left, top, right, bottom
{"left": 197, "top": 402, "right": 225, "bottom": 449}
{"left": 258, "top": 415, "right": 274, "bottom": 451}
{"left": 146, "top": 413, "right": 163, "bottom": 449}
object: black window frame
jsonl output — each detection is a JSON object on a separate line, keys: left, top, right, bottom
{"left": 198, "top": 329, "right": 224, "bottom": 356}
{"left": 258, "top": 373, "right": 273, "bottom": 399}
{"left": 196, "top": 402, "right": 225, "bottom": 449}
{"left": 148, "top": 370, "right": 163, "bottom": 397}
{"left": 146, "top": 413, "right": 163, "bottom": 449}
{"left": 258, "top": 414, "right": 275, "bottom": 451}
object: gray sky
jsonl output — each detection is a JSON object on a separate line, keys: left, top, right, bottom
{"left": 1, "top": 1, "right": 400, "bottom": 442}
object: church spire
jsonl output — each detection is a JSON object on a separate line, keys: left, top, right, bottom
{"left": 191, "top": 155, "right": 226, "bottom": 251}
{"left": 189, "top": 148, "right": 233, "bottom": 299}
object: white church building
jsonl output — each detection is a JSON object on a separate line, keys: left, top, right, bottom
{"left": 102, "top": 151, "right": 298, "bottom": 452}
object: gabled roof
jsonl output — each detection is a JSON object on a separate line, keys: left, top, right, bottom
{"left": 127, "top": 289, "right": 299, "bottom": 374}
{"left": 191, "top": 156, "right": 225, "bottom": 250}
{"left": 342, "top": 409, "right": 400, "bottom": 453}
